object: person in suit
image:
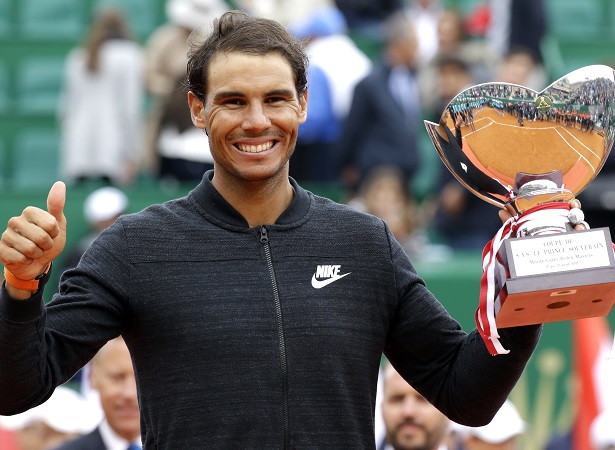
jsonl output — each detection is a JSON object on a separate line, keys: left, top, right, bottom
{"left": 52, "top": 337, "right": 140, "bottom": 450}
{"left": 337, "top": 11, "right": 422, "bottom": 196}
{"left": 377, "top": 361, "right": 452, "bottom": 450}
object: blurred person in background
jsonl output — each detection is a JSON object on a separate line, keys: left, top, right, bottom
{"left": 235, "top": 0, "right": 332, "bottom": 27}
{"left": 60, "top": 186, "right": 129, "bottom": 274}
{"left": 0, "top": 387, "right": 97, "bottom": 450}
{"left": 144, "top": 0, "right": 228, "bottom": 182}
{"left": 495, "top": 45, "right": 540, "bottom": 88}
{"left": 404, "top": 0, "right": 443, "bottom": 66}
{"left": 378, "top": 361, "right": 452, "bottom": 450}
{"left": 418, "top": 8, "right": 497, "bottom": 118}
{"left": 337, "top": 11, "right": 422, "bottom": 197}
{"left": 350, "top": 166, "right": 430, "bottom": 260}
{"left": 58, "top": 7, "right": 144, "bottom": 186}
{"left": 486, "top": 0, "right": 547, "bottom": 90}
{"left": 428, "top": 56, "right": 502, "bottom": 251}
{"left": 453, "top": 400, "right": 525, "bottom": 450}
{"left": 52, "top": 338, "right": 140, "bottom": 450}
{"left": 288, "top": 5, "right": 371, "bottom": 183}
{"left": 334, "top": 0, "right": 402, "bottom": 44}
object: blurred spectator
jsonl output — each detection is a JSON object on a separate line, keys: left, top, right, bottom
{"left": 236, "top": 0, "right": 332, "bottom": 26}
{"left": 453, "top": 400, "right": 525, "bottom": 450}
{"left": 337, "top": 12, "right": 422, "bottom": 196}
{"left": 591, "top": 410, "right": 615, "bottom": 450}
{"left": 418, "top": 8, "right": 497, "bottom": 118}
{"left": 495, "top": 45, "right": 540, "bottom": 88}
{"left": 52, "top": 337, "right": 140, "bottom": 450}
{"left": 58, "top": 7, "right": 144, "bottom": 187}
{"left": 144, "top": 0, "right": 228, "bottom": 182}
{"left": 60, "top": 186, "right": 129, "bottom": 274}
{"left": 486, "top": 0, "right": 547, "bottom": 90}
{"left": 288, "top": 6, "right": 371, "bottom": 182}
{"left": 349, "top": 166, "right": 427, "bottom": 260}
{"left": 404, "top": 0, "right": 444, "bottom": 66}
{"left": 334, "top": 0, "right": 403, "bottom": 43}
{"left": 0, "top": 387, "right": 97, "bottom": 450}
{"left": 429, "top": 57, "right": 503, "bottom": 251}
{"left": 377, "top": 361, "right": 451, "bottom": 450}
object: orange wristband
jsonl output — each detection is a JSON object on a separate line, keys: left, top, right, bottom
{"left": 3, "top": 263, "right": 52, "bottom": 291}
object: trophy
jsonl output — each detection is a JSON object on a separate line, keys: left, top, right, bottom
{"left": 424, "top": 65, "right": 615, "bottom": 354}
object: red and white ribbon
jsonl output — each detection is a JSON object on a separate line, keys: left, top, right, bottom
{"left": 477, "top": 203, "right": 572, "bottom": 355}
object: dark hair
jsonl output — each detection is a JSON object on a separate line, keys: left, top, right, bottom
{"left": 85, "top": 7, "right": 134, "bottom": 73}
{"left": 186, "top": 10, "right": 309, "bottom": 100}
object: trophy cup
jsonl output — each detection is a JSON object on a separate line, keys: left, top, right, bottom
{"left": 424, "top": 65, "right": 615, "bottom": 354}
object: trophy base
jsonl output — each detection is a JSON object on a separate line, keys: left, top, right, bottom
{"left": 496, "top": 227, "right": 615, "bottom": 328}
{"left": 496, "top": 271, "right": 615, "bottom": 328}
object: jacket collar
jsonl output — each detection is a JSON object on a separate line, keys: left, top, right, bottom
{"left": 190, "top": 170, "right": 311, "bottom": 228}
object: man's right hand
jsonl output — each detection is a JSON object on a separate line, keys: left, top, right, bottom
{"left": 0, "top": 182, "right": 67, "bottom": 297}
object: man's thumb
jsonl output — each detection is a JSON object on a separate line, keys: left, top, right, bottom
{"left": 47, "top": 181, "right": 67, "bottom": 221}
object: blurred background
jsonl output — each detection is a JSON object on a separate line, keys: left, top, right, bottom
{"left": 0, "top": 0, "right": 614, "bottom": 449}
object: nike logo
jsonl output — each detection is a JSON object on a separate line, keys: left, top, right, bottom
{"left": 311, "top": 265, "right": 351, "bottom": 289}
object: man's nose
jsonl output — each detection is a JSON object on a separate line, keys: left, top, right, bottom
{"left": 242, "top": 103, "right": 271, "bottom": 130}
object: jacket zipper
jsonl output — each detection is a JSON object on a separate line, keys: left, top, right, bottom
{"left": 260, "top": 226, "right": 290, "bottom": 449}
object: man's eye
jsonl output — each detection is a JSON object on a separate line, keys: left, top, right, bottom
{"left": 266, "top": 97, "right": 285, "bottom": 103}
{"left": 224, "top": 99, "right": 244, "bottom": 105}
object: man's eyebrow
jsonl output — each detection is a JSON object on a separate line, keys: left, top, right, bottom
{"left": 212, "top": 89, "right": 296, "bottom": 102}
{"left": 212, "top": 91, "right": 244, "bottom": 101}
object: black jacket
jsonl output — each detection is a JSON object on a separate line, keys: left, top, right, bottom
{"left": 0, "top": 171, "right": 540, "bottom": 449}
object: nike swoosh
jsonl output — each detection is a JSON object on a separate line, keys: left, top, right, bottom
{"left": 311, "top": 272, "right": 351, "bottom": 289}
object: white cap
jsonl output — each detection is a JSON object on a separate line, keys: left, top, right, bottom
{"left": 591, "top": 410, "right": 615, "bottom": 449}
{"left": 84, "top": 186, "right": 128, "bottom": 225}
{"left": 165, "top": 0, "right": 229, "bottom": 31}
{"left": 0, "top": 386, "right": 99, "bottom": 434}
{"left": 455, "top": 400, "right": 525, "bottom": 443}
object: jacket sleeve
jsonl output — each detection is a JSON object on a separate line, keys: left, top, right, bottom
{"left": 383, "top": 226, "right": 540, "bottom": 426}
{"left": 0, "top": 220, "right": 132, "bottom": 415}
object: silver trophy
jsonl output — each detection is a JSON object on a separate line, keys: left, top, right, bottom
{"left": 424, "top": 65, "right": 615, "bottom": 330}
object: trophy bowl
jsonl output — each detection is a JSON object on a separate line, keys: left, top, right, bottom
{"left": 424, "top": 65, "right": 615, "bottom": 348}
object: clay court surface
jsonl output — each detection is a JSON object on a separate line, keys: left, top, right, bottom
{"left": 446, "top": 106, "right": 607, "bottom": 192}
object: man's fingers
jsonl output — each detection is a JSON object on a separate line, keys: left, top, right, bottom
{"left": 47, "top": 181, "right": 67, "bottom": 224}
{"left": 2, "top": 225, "right": 50, "bottom": 258}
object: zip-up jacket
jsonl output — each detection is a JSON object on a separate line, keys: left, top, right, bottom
{"left": 0, "top": 171, "right": 541, "bottom": 449}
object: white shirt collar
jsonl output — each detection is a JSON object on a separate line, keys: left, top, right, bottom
{"left": 98, "top": 419, "right": 141, "bottom": 450}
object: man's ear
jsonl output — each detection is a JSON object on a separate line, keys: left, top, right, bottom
{"left": 297, "top": 90, "right": 308, "bottom": 124}
{"left": 188, "top": 91, "right": 207, "bottom": 129}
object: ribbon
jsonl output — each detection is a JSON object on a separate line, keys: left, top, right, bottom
{"left": 477, "top": 203, "right": 572, "bottom": 355}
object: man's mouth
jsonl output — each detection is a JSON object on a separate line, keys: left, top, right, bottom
{"left": 236, "top": 141, "right": 275, "bottom": 153}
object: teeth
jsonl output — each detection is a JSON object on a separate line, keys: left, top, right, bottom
{"left": 237, "top": 141, "right": 274, "bottom": 153}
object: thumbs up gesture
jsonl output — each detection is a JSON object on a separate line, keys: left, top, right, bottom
{"left": 0, "top": 182, "right": 67, "bottom": 295}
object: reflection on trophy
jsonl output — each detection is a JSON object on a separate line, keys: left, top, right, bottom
{"left": 424, "top": 65, "right": 615, "bottom": 355}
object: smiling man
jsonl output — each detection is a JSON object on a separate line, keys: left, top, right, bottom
{"left": 0, "top": 10, "right": 544, "bottom": 449}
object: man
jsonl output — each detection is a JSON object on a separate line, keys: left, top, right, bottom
{"left": 454, "top": 400, "right": 525, "bottom": 450}
{"left": 378, "top": 362, "right": 451, "bottom": 450}
{"left": 0, "top": 386, "right": 96, "bottom": 450}
{"left": 337, "top": 11, "right": 422, "bottom": 194}
{"left": 0, "top": 10, "right": 547, "bottom": 448}
{"left": 52, "top": 337, "right": 141, "bottom": 450}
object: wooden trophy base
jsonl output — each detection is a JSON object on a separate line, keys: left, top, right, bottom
{"left": 495, "top": 227, "right": 615, "bottom": 328}
{"left": 496, "top": 268, "right": 615, "bottom": 328}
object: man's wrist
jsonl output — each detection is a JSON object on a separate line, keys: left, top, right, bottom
{"left": 3, "top": 263, "right": 52, "bottom": 297}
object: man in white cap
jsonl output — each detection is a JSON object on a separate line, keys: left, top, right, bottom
{"left": 454, "top": 400, "right": 525, "bottom": 450}
{"left": 60, "top": 186, "right": 129, "bottom": 272}
{"left": 0, "top": 386, "right": 97, "bottom": 450}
